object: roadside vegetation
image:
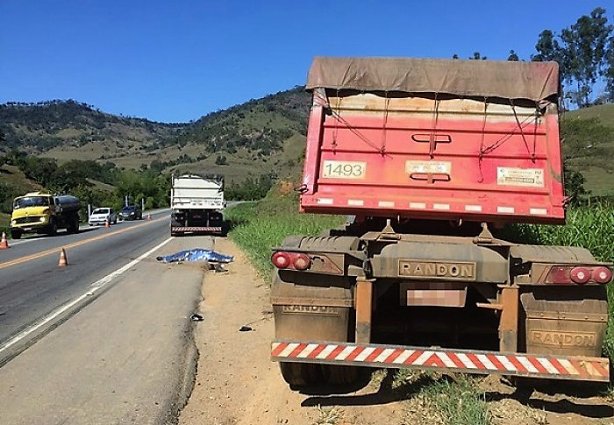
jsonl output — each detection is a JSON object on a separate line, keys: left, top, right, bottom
{"left": 225, "top": 187, "right": 343, "bottom": 280}
{"left": 0, "top": 151, "right": 170, "bottom": 235}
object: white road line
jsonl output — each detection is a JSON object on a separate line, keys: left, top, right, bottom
{"left": 0, "top": 237, "right": 173, "bottom": 354}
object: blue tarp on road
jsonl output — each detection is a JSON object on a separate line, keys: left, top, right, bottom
{"left": 156, "top": 249, "right": 234, "bottom": 264}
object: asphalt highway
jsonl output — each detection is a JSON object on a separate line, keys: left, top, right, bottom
{"left": 0, "top": 207, "right": 221, "bottom": 424}
{"left": 0, "top": 209, "right": 170, "bottom": 363}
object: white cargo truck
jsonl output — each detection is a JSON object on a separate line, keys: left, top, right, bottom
{"left": 170, "top": 174, "right": 225, "bottom": 236}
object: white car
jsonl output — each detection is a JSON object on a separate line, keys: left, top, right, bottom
{"left": 89, "top": 207, "right": 118, "bottom": 226}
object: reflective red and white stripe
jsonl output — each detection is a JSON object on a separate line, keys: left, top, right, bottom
{"left": 172, "top": 226, "right": 222, "bottom": 232}
{"left": 307, "top": 197, "right": 555, "bottom": 218}
{"left": 271, "top": 341, "right": 610, "bottom": 382}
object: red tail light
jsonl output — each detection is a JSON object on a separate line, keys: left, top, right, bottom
{"left": 546, "top": 266, "right": 572, "bottom": 284}
{"left": 293, "top": 253, "right": 312, "bottom": 270}
{"left": 570, "top": 267, "right": 590, "bottom": 284}
{"left": 593, "top": 266, "right": 612, "bottom": 284}
{"left": 271, "top": 251, "right": 312, "bottom": 271}
{"left": 272, "top": 252, "right": 291, "bottom": 269}
{"left": 546, "top": 265, "right": 612, "bottom": 285}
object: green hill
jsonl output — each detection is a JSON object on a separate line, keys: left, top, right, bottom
{"left": 0, "top": 100, "right": 184, "bottom": 159}
{"left": 0, "top": 88, "right": 310, "bottom": 185}
{"left": 2, "top": 90, "right": 613, "bottom": 195}
{"left": 564, "top": 104, "right": 614, "bottom": 197}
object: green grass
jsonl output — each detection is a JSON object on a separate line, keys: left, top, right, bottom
{"left": 225, "top": 190, "right": 343, "bottom": 281}
{"left": 419, "top": 376, "right": 491, "bottom": 425}
{"left": 392, "top": 370, "right": 491, "bottom": 425}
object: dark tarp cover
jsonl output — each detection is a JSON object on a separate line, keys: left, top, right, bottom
{"left": 306, "top": 57, "right": 559, "bottom": 102}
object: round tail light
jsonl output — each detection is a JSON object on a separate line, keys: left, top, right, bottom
{"left": 293, "top": 253, "right": 311, "bottom": 271}
{"left": 271, "top": 252, "right": 291, "bottom": 269}
{"left": 593, "top": 266, "right": 612, "bottom": 284}
{"left": 570, "top": 267, "right": 590, "bottom": 284}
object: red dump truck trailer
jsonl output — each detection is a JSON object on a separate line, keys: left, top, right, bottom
{"left": 270, "top": 57, "right": 611, "bottom": 388}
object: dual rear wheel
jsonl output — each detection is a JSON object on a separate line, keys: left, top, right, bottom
{"left": 279, "top": 362, "right": 363, "bottom": 389}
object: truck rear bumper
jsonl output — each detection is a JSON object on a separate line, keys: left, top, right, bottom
{"left": 271, "top": 340, "right": 610, "bottom": 382}
{"left": 171, "top": 226, "right": 222, "bottom": 234}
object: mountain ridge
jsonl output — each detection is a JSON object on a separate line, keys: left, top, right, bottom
{"left": 2, "top": 90, "right": 614, "bottom": 195}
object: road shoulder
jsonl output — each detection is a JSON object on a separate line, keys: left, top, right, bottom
{"left": 178, "top": 237, "right": 316, "bottom": 425}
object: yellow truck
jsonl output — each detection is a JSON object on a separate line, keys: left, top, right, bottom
{"left": 10, "top": 192, "right": 81, "bottom": 239}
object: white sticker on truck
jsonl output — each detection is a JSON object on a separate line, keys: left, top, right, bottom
{"left": 405, "top": 160, "right": 452, "bottom": 174}
{"left": 321, "top": 160, "right": 366, "bottom": 179}
{"left": 497, "top": 167, "right": 545, "bottom": 187}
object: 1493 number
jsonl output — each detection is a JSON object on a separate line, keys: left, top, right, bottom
{"left": 321, "top": 160, "right": 366, "bottom": 179}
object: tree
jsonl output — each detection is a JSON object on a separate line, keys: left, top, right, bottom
{"left": 560, "top": 8, "right": 612, "bottom": 106}
{"left": 507, "top": 50, "right": 520, "bottom": 61}
{"left": 469, "top": 52, "right": 487, "bottom": 60}
{"left": 532, "top": 8, "right": 613, "bottom": 107}
{"left": 533, "top": 30, "right": 562, "bottom": 62}
{"left": 604, "top": 30, "right": 614, "bottom": 101}
{"left": 564, "top": 169, "right": 588, "bottom": 204}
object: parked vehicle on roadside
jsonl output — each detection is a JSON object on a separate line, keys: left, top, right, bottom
{"left": 119, "top": 205, "right": 142, "bottom": 221}
{"left": 88, "top": 207, "right": 117, "bottom": 226}
{"left": 10, "top": 192, "right": 80, "bottom": 239}
{"left": 270, "top": 57, "right": 612, "bottom": 389}
{"left": 170, "top": 174, "right": 225, "bottom": 236}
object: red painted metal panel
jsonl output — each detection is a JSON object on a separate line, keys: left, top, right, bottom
{"left": 300, "top": 92, "right": 565, "bottom": 224}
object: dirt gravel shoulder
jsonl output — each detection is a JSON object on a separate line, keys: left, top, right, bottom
{"left": 179, "top": 237, "right": 614, "bottom": 425}
{"left": 177, "top": 237, "right": 314, "bottom": 425}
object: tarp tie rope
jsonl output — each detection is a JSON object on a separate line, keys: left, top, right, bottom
{"left": 332, "top": 89, "right": 341, "bottom": 153}
{"left": 380, "top": 92, "right": 390, "bottom": 155}
{"left": 324, "top": 91, "right": 388, "bottom": 155}
{"left": 510, "top": 99, "right": 532, "bottom": 159}
{"left": 429, "top": 93, "right": 440, "bottom": 158}
{"left": 532, "top": 102, "right": 539, "bottom": 162}
{"left": 478, "top": 98, "right": 488, "bottom": 183}
{"left": 480, "top": 111, "right": 534, "bottom": 156}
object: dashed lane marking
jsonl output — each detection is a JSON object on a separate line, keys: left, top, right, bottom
{"left": 0, "top": 217, "right": 165, "bottom": 271}
{"left": 0, "top": 236, "right": 173, "bottom": 354}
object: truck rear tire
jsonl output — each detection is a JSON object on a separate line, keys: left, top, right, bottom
{"left": 322, "top": 365, "right": 363, "bottom": 386}
{"left": 279, "top": 363, "right": 363, "bottom": 389}
{"left": 279, "top": 362, "right": 324, "bottom": 388}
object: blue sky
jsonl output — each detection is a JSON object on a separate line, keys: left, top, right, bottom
{"left": 0, "top": 1, "right": 610, "bottom": 122}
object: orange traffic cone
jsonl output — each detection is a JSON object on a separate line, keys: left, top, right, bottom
{"left": 105, "top": 219, "right": 110, "bottom": 228}
{"left": 58, "top": 248, "right": 68, "bottom": 267}
{"left": 0, "top": 232, "right": 9, "bottom": 249}
{"left": 147, "top": 213, "right": 152, "bottom": 221}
